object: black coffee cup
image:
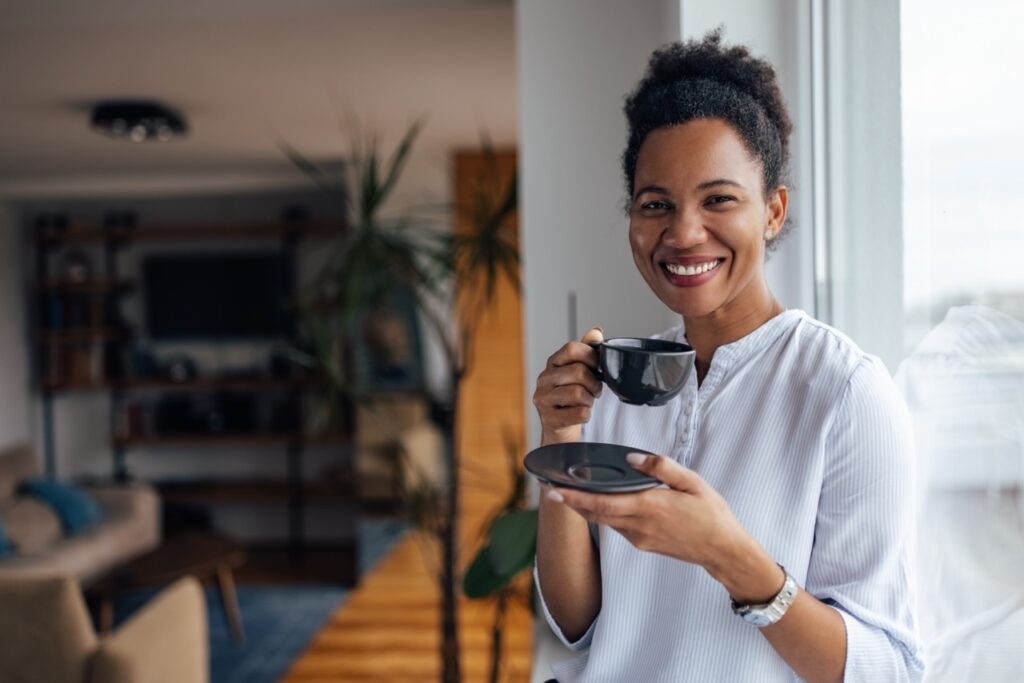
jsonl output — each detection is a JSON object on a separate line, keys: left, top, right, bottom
{"left": 589, "top": 338, "right": 695, "bottom": 406}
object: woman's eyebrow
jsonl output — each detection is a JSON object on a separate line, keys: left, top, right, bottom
{"left": 696, "top": 178, "right": 745, "bottom": 191}
{"left": 632, "top": 184, "right": 671, "bottom": 200}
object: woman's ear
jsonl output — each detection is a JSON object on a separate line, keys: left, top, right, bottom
{"left": 765, "top": 186, "right": 789, "bottom": 239}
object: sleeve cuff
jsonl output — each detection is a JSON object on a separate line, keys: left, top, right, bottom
{"left": 836, "top": 606, "right": 924, "bottom": 682}
{"left": 534, "top": 562, "right": 597, "bottom": 651}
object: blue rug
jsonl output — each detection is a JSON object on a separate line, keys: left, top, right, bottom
{"left": 113, "top": 517, "right": 408, "bottom": 683}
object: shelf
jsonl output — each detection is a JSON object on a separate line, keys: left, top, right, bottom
{"left": 36, "top": 328, "right": 129, "bottom": 343}
{"left": 156, "top": 478, "right": 351, "bottom": 504}
{"left": 37, "top": 223, "right": 344, "bottom": 245}
{"left": 113, "top": 432, "right": 349, "bottom": 448}
{"left": 40, "top": 375, "right": 327, "bottom": 393}
{"left": 39, "top": 378, "right": 112, "bottom": 392}
{"left": 38, "top": 278, "right": 135, "bottom": 294}
{"left": 114, "top": 376, "right": 323, "bottom": 392}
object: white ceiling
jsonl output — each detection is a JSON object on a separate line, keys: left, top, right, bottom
{"left": 0, "top": 0, "right": 517, "bottom": 199}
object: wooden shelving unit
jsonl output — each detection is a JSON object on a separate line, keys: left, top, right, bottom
{"left": 36, "top": 222, "right": 341, "bottom": 245}
{"left": 38, "top": 278, "right": 135, "bottom": 293}
{"left": 111, "top": 432, "right": 349, "bottom": 448}
{"left": 156, "top": 478, "right": 351, "bottom": 504}
{"left": 31, "top": 212, "right": 355, "bottom": 575}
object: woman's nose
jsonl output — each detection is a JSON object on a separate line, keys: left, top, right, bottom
{"left": 662, "top": 208, "right": 708, "bottom": 249}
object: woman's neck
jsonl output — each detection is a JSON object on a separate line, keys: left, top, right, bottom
{"left": 685, "top": 284, "right": 784, "bottom": 383}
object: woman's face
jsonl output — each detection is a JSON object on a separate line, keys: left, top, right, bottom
{"left": 628, "top": 118, "right": 787, "bottom": 320}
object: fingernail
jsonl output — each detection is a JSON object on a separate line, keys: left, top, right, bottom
{"left": 546, "top": 489, "right": 565, "bottom": 503}
{"left": 626, "top": 452, "right": 647, "bottom": 466}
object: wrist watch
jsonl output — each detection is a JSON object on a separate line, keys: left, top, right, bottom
{"left": 730, "top": 565, "right": 799, "bottom": 627}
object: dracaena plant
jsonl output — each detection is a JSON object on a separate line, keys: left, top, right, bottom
{"left": 282, "top": 119, "right": 518, "bottom": 683}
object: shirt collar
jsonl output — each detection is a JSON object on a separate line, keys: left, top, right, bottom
{"left": 678, "top": 309, "right": 806, "bottom": 369}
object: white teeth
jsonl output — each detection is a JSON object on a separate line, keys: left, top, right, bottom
{"left": 665, "top": 259, "right": 720, "bottom": 276}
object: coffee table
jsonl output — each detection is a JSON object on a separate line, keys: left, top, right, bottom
{"left": 89, "top": 531, "right": 247, "bottom": 643}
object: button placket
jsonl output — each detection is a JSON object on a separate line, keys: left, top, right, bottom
{"left": 674, "top": 397, "right": 696, "bottom": 466}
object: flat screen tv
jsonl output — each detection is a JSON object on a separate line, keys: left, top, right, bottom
{"left": 143, "top": 252, "right": 294, "bottom": 340}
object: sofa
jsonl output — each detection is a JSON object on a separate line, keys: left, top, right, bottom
{"left": 0, "top": 443, "right": 160, "bottom": 584}
{"left": 0, "top": 574, "right": 207, "bottom": 683}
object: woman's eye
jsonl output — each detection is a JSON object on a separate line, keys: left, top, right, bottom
{"left": 637, "top": 200, "right": 672, "bottom": 216}
{"left": 705, "top": 195, "right": 736, "bottom": 207}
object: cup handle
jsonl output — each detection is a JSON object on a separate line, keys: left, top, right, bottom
{"left": 586, "top": 341, "right": 603, "bottom": 382}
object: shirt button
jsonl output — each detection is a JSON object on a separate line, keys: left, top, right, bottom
{"left": 684, "top": 403, "right": 693, "bottom": 415}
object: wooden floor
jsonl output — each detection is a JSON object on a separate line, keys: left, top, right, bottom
{"left": 283, "top": 529, "right": 533, "bottom": 682}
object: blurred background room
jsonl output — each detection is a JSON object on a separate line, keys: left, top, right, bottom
{"left": 0, "top": 0, "right": 1021, "bottom": 682}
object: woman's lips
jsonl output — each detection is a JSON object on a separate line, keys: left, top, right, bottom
{"left": 659, "top": 258, "right": 724, "bottom": 287}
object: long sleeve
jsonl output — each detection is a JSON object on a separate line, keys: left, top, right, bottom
{"left": 806, "top": 356, "right": 925, "bottom": 681}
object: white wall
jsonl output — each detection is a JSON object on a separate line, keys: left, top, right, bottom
{"left": 0, "top": 205, "right": 31, "bottom": 451}
{"left": 517, "top": 1, "right": 681, "bottom": 678}
{"left": 517, "top": 0, "right": 682, "bottom": 451}
{"left": 679, "top": 0, "right": 817, "bottom": 319}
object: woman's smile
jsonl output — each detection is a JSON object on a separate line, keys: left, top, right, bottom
{"left": 660, "top": 256, "right": 726, "bottom": 287}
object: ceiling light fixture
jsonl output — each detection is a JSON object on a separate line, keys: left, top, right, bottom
{"left": 90, "top": 100, "right": 188, "bottom": 142}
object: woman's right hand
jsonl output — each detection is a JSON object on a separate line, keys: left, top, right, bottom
{"left": 533, "top": 326, "right": 605, "bottom": 445}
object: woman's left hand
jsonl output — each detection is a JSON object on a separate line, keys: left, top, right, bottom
{"left": 546, "top": 452, "right": 751, "bottom": 572}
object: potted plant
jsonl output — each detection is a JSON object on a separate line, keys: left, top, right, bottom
{"left": 462, "top": 428, "right": 537, "bottom": 683}
{"left": 283, "top": 121, "right": 519, "bottom": 683}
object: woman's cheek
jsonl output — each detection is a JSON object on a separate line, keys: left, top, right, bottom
{"left": 628, "top": 223, "right": 656, "bottom": 261}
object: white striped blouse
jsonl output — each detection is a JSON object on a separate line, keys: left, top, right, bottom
{"left": 535, "top": 309, "right": 925, "bottom": 682}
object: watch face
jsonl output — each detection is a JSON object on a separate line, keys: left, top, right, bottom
{"left": 743, "top": 612, "right": 773, "bottom": 627}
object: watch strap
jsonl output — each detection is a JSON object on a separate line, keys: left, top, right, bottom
{"left": 730, "top": 565, "right": 799, "bottom": 627}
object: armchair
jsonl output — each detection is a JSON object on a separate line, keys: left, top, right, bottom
{"left": 0, "top": 574, "right": 207, "bottom": 683}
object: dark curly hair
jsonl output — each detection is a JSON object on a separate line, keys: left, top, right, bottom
{"left": 622, "top": 29, "right": 794, "bottom": 246}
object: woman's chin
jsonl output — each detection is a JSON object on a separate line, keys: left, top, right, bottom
{"left": 650, "top": 287, "right": 721, "bottom": 319}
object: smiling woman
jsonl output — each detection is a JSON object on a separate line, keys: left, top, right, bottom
{"left": 531, "top": 30, "right": 924, "bottom": 683}
{"left": 628, "top": 120, "right": 786, "bottom": 330}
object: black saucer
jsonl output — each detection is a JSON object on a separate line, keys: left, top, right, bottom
{"left": 524, "top": 442, "right": 661, "bottom": 493}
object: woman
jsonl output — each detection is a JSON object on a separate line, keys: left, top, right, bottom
{"left": 533, "top": 32, "right": 923, "bottom": 682}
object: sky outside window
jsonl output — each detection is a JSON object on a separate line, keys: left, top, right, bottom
{"left": 902, "top": 0, "right": 1024, "bottom": 352}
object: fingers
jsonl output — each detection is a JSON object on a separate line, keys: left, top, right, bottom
{"left": 546, "top": 340, "right": 600, "bottom": 371}
{"left": 535, "top": 362, "right": 602, "bottom": 398}
{"left": 626, "top": 453, "right": 704, "bottom": 493}
{"left": 580, "top": 326, "right": 604, "bottom": 345}
{"left": 545, "top": 325, "right": 604, "bottom": 371}
{"left": 548, "top": 487, "right": 643, "bottom": 524}
{"left": 535, "top": 325, "right": 606, "bottom": 439}
{"left": 538, "top": 384, "right": 596, "bottom": 409}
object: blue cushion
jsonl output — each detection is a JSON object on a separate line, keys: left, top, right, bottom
{"left": 20, "top": 480, "right": 104, "bottom": 535}
{"left": 0, "top": 518, "right": 14, "bottom": 557}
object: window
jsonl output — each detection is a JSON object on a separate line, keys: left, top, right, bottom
{"left": 902, "top": 0, "right": 1024, "bottom": 351}
{"left": 898, "top": 2, "right": 1024, "bottom": 677}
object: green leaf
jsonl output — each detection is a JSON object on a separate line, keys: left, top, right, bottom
{"left": 379, "top": 118, "right": 425, "bottom": 204}
{"left": 462, "top": 509, "right": 537, "bottom": 599}
{"left": 462, "top": 548, "right": 509, "bottom": 599}
{"left": 277, "top": 139, "right": 346, "bottom": 204}
{"left": 486, "top": 509, "right": 537, "bottom": 578}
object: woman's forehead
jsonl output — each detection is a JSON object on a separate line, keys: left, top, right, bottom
{"left": 634, "top": 120, "right": 762, "bottom": 188}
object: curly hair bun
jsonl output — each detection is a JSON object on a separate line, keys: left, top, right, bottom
{"left": 644, "top": 29, "right": 792, "bottom": 146}
{"left": 622, "top": 28, "right": 794, "bottom": 219}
